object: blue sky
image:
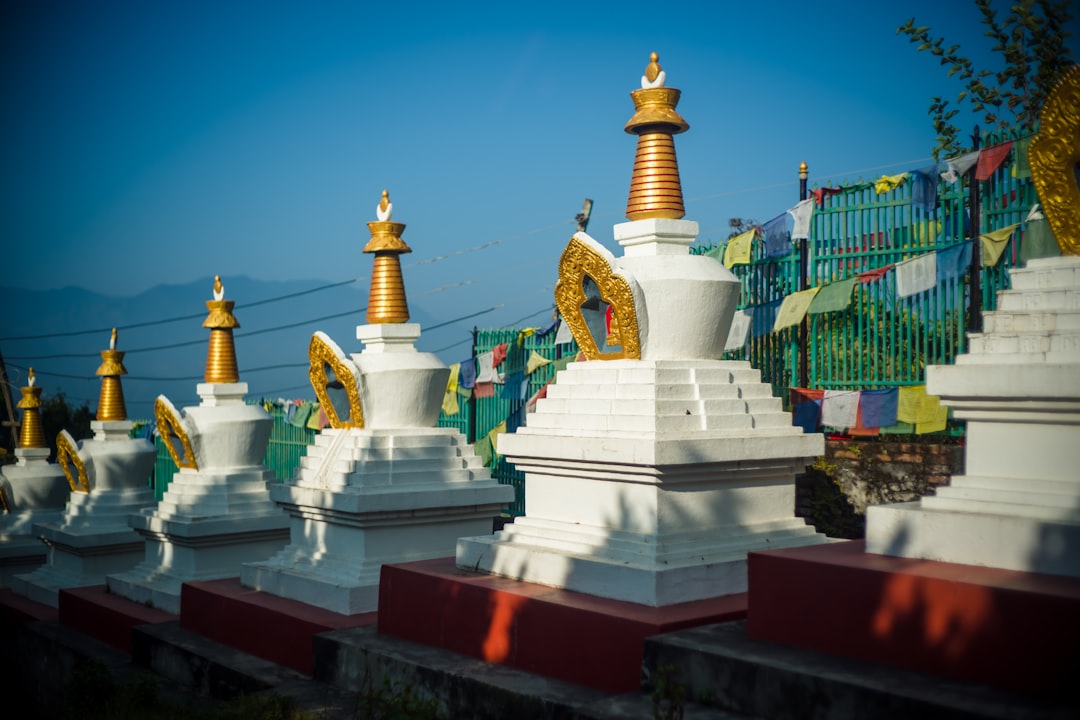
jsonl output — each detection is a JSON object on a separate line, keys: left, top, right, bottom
{"left": 3, "top": 1, "right": 1074, "bottom": 363}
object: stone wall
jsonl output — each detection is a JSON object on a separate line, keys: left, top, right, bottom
{"left": 795, "top": 438, "right": 965, "bottom": 539}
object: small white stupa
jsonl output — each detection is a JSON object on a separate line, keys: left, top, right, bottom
{"left": 867, "top": 65, "right": 1080, "bottom": 575}
{"left": 242, "top": 191, "right": 514, "bottom": 615}
{"left": 0, "top": 369, "right": 69, "bottom": 587}
{"left": 13, "top": 330, "right": 157, "bottom": 606}
{"left": 106, "top": 277, "right": 289, "bottom": 614}
{"left": 457, "top": 54, "right": 828, "bottom": 606}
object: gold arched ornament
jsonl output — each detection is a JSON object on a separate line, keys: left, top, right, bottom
{"left": 1030, "top": 63, "right": 1080, "bottom": 256}
{"left": 308, "top": 332, "right": 364, "bottom": 429}
{"left": 554, "top": 234, "right": 642, "bottom": 360}
{"left": 154, "top": 396, "right": 198, "bottom": 471}
{"left": 56, "top": 430, "right": 90, "bottom": 493}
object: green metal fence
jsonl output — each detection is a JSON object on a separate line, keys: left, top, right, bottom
{"left": 697, "top": 127, "right": 1042, "bottom": 392}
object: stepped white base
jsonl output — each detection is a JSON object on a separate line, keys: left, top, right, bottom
{"left": 0, "top": 535, "right": 50, "bottom": 589}
{"left": 243, "top": 427, "right": 514, "bottom": 615}
{"left": 13, "top": 488, "right": 158, "bottom": 607}
{"left": 106, "top": 467, "right": 288, "bottom": 614}
{"left": 866, "top": 257, "right": 1080, "bottom": 576}
{"left": 458, "top": 359, "right": 827, "bottom": 607}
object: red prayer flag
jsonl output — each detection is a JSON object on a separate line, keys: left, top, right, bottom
{"left": 810, "top": 187, "right": 842, "bottom": 208}
{"left": 857, "top": 264, "right": 894, "bottom": 283}
{"left": 975, "top": 141, "right": 1014, "bottom": 181}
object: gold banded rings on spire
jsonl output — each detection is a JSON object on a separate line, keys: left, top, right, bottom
{"left": 364, "top": 189, "right": 412, "bottom": 324}
{"left": 95, "top": 328, "right": 128, "bottom": 421}
{"left": 625, "top": 52, "right": 689, "bottom": 221}
{"left": 17, "top": 368, "right": 47, "bottom": 449}
{"left": 202, "top": 275, "right": 241, "bottom": 384}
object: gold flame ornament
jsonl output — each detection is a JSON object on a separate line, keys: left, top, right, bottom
{"left": 202, "top": 275, "right": 241, "bottom": 384}
{"left": 363, "top": 190, "right": 412, "bottom": 324}
{"left": 154, "top": 396, "right": 198, "bottom": 470}
{"left": 56, "top": 430, "right": 90, "bottom": 493}
{"left": 624, "top": 52, "right": 689, "bottom": 221}
{"left": 1029, "top": 63, "right": 1080, "bottom": 256}
{"left": 95, "top": 328, "right": 128, "bottom": 421}
{"left": 308, "top": 332, "right": 365, "bottom": 428}
{"left": 16, "top": 368, "right": 46, "bottom": 449}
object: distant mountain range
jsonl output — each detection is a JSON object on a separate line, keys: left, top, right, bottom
{"left": 0, "top": 277, "right": 440, "bottom": 421}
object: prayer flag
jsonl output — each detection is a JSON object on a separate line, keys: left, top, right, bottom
{"left": 822, "top": 390, "right": 860, "bottom": 429}
{"left": 810, "top": 187, "right": 842, "bottom": 208}
{"left": 941, "top": 151, "right": 980, "bottom": 183}
{"left": 980, "top": 223, "right": 1020, "bottom": 267}
{"left": 895, "top": 253, "right": 936, "bottom": 297}
{"left": 975, "top": 141, "right": 1014, "bottom": 181}
{"left": 554, "top": 318, "right": 574, "bottom": 345}
{"left": 487, "top": 421, "right": 507, "bottom": 456}
{"left": 526, "top": 350, "right": 551, "bottom": 375}
{"left": 792, "top": 401, "right": 822, "bottom": 434}
{"left": 752, "top": 299, "right": 783, "bottom": 337}
{"left": 476, "top": 350, "right": 495, "bottom": 383}
{"left": 446, "top": 363, "right": 460, "bottom": 395}
{"left": 773, "top": 288, "right": 821, "bottom": 332}
{"left": 1020, "top": 218, "right": 1061, "bottom": 264}
{"left": 725, "top": 308, "right": 753, "bottom": 351}
{"left": 858, "top": 264, "right": 894, "bottom": 283}
{"left": 459, "top": 357, "right": 477, "bottom": 389}
{"left": 723, "top": 228, "right": 755, "bottom": 267}
{"left": 808, "top": 277, "right": 857, "bottom": 314}
{"left": 788, "top": 198, "right": 814, "bottom": 241}
{"left": 762, "top": 215, "right": 790, "bottom": 258}
{"left": 874, "top": 173, "right": 908, "bottom": 194}
{"left": 1012, "top": 136, "right": 1032, "bottom": 180}
{"left": 896, "top": 385, "right": 927, "bottom": 424}
{"left": 910, "top": 164, "right": 940, "bottom": 212}
{"left": 858, "top": 388, "right": 898, "bottom": 428}
{"left": 936, "top": 241, "right": 972, "bottom": 283}
{"left": 441, "top": 388, "right": 459, "bottom": 416}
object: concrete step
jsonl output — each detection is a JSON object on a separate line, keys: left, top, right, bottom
{"left": 642, "top": 620, "right": 1075, "bottom": 720}
{"left": 313, "top": 625, "right": 750, "bottom": 720}
{"left": 131, "top": 620, "right": 358, "bottom": 718}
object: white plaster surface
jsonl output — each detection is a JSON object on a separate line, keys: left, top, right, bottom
{"left": 866, "top": 256, "right": 1080, "bottom": 577}
{"left": 351, "top": 325, "right": 449, "bottom": 428}
{"left": 0, "top": 449, "right": 68, "bottom": 586}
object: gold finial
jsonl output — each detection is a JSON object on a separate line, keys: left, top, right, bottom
{"left": 202, "top": 275, "right": 240, "bottom": 383}
{"left": 799, "top": 161, "right": 808, "bottom": 178}
{"left": 96, "top": 328, "right": 128, "bottom": 421}
{"left": 625, "top": 52, "right": 689, "bottom": 221}
{"left": 1029, "top": 63, "right": 1080, "bottom": 256}
{"left": 17, "top": 368, "right": 46, "bottom": 449}
{"left": 364, "top": 189, "right": 412, "bottom": 324}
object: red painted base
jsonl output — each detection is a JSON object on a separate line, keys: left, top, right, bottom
{"left": 747, "top": 540, "right": 1080, "bottom": 696}
{"left": 377, "top": 557, "right": 748, "bottom": 694}
{"left": 0, "top": 588, "right": 59, "bottom": 624}
{"left": 58, "top": 585, "right": 176, "bottom": 654}
{"left": 180, "top": 578, "right": 377, "bottom": 676}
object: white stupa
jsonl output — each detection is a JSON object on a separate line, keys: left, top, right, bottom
{"left": 14, "top": 330, "right": 157, "bottom": 606}
{"left": 106, "top": 277, "right": 289, "bottom": 614}
{"left": 457, "top": 54, "right": 829, "bottom": 606}
{"left": 0, "top": 369, "right": 69, "bottom": 587}
{"left": 242, "top": 192, "right": 514, "bottom": 615}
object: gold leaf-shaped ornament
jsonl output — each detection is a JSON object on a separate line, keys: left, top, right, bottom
{"left": 308, "top": 331, "right": 365, "bottom": 429}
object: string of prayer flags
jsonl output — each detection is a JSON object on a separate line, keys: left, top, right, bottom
{"left": 773, "top": 287, "right": 820, "bottom": 332}
{"left": 895, "top": 253, "right": 937, "bottom": 297}
{"left": 807, "top": 277, "right": 857, "bottom": 314}
{"left": 935, "top": 241, "right": 972, "bottom": 283}
{"left": 980, "top": 223, "right": 1021, "bottom": 267}
{"left": 941, "top": 151, "right": 980, "bottom": 183}
{"left": 788, "top": 199, "right": 814, "bottom": 241}
{"left": 975, "top": 140, "right": 1014, "bottom": 181}
{"left": 874, "top": 173, "right": 908, "bottom": 194}
{"left": 723, "top": 228, "right": 755, "bottom": 268}
{"left": 762, "top": 214, "right": 791, "bottom": 258}
{"left": 725, "top": 308, "right": 753, "bottom": 351}
{"left": 821, "top": 390, "right": 860, "bottom": 429}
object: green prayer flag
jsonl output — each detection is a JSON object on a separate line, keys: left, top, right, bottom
{"left": 807, "top": 277, "right": 857, "bottom": 314}
{"left": 1020, "top": 218, "right": 1061, "bottom": 264}
{"left": 704, "top": 244, "right": 724, "bottom": 260}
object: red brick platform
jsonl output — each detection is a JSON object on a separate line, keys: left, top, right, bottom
{"left": 0, "top": 588, "right": 59, "bottom": 624}
{"left": 58, "top": 585, "right": 176, "bottom": 653}
{"left": 377, "top": 557, "right": 748, "bottom": 693}
{"left": 181, "top": 578, "right": 376, "bottom": 675}
{"left": 747, "top": 540, "right": 1080, "bottom": 696}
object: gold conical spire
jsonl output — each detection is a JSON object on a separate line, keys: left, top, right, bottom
{"left": 95, "top": 328, "right": 128, "bottom": 421}
{"left": 16, "top": 368, "right": 46, "bottom": 449}
{"left": 202, "top": 275, "right": 240, "bottom": 383}
{"left": 363, "top": 190, "right": 412, "bottom": 324}
{"left": 624, "top": 52, "right": 689, "bottom": 221}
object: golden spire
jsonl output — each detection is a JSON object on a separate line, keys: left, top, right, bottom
{"left": 624, "top": 52, "right": 689, "bottom": 221}
{"left": 95, "top": 328, "right": 128, "bottom": 421}
{"left": 363, "top": 189, "right": 412, "bottom": 324}
{"left": 202, "top": 275, "right": 240, "bottom": 383}
{"left": 16, "top": 368, "right": 46, "bottom": 449}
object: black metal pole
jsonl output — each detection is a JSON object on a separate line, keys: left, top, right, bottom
{"left": 798, "top": 161, "right": 810, "bottom": 389}
{"left": 968, "top": 127, "right": 983, "bottom": 334}
{"left": 468, "top": 326, "right": 479, "bottom": 443}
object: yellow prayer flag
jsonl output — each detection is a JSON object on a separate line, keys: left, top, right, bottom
{"left": 773, "top": 287, "right": 821, "bottom": 332}
{"left": 916, "top": 403, "right": 949, "bottom": 434}
{"left": 980, "top": 223, "right": 1020, "bottom": 267}
{"left": 874, "top": 173, "right": 909, "bottom": 194}
{"left": 723, "top": 228, "right": 755, "bottom": 268}
{"left": 526, "top": 350, "right": 551, "bottom": 375}
{"left": 896, "top": 385, "right": 927, "bottom": 424}
{"left": 915, "top": 392, "right": 943, "bottom": 424}
{"left": 516, "top": 328, "right": 537, "bottom": 347}
{"left": 441, "top": 389, "right": 459, "bottom": 416}
{"left": 488, "top": 421, "right": 507, "bottom": 455}
{"left": 446, "top": 363, "right": 460, "bottom": 394}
